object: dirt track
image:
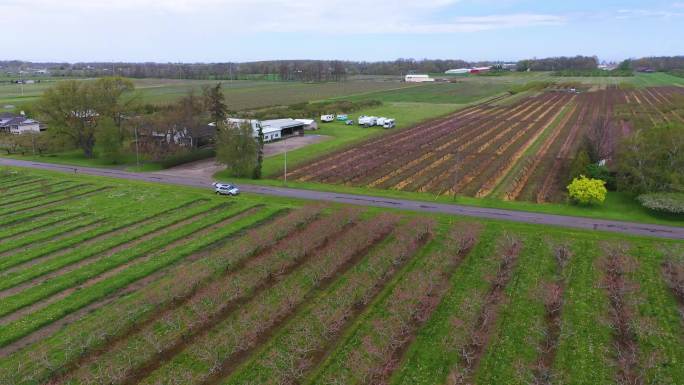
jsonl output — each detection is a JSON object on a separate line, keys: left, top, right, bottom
{"left": 152, "top": 135, "right": 330, "bottom": 181}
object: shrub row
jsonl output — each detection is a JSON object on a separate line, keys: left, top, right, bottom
{"left": 60, "top": 208, "right": 360, "bottom": 385}
{"left": 0, "top": 205, "right": 277, "bottom": 348}
{"left": 226, "top": 217, "right": 433, "bottom": 385}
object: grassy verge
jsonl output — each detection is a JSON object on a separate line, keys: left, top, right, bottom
{"left": 222, "top": 176, "right": 684, "bottom": 227}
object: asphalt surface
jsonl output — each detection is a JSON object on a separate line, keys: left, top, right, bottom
{"left": 2, "top": 158, "right": 683, "bottom": 240}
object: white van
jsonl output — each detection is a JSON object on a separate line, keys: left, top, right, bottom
{"left": 382, "top": 118, "right": 396, "bottom": 129}
{"left": 320, "top": 114, "right": 335, "bottom": 122}
{"left": 358, "top": 115, "right": 377, "bottom": 127}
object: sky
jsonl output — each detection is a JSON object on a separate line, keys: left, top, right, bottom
{"left": 1, "top": 0, "right": 682, "bottom": 63}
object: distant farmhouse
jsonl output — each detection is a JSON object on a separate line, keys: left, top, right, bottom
{"left": 144, "top": 116, "right": 316, "bottom": 148}
{"left": 0, "top": 113, "right": 42, "bottom": 134}
{"left": 226, "top": 118, "right": 308, "bottom": 142}
{"left": 404, "top": 74, "right": 435, "bottom": 83}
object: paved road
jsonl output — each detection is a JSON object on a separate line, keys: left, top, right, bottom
{"left": 2, "top": 158, "right": 683, "bottom": 240}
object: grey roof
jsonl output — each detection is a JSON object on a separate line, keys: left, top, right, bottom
{"left": 261, "top": 118, "right": 306, "bottom": 130}
{"left": 0, "top": 113, "right": 37, "bottom": 127}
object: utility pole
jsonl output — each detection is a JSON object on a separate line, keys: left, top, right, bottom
{"left": 283, "top": 143, "right": 287, "bottom": 185}
{"left": 134, "top": 122, "right": 140, "bottom": 170}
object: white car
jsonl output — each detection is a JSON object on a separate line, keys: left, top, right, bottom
{"left": 358, "top": 115, "right": 377, "bottom": 127}
{"left": 320, "top": 114, "right": 335, "bottom": 122}
{"left": 212, "top": 182, "right": 240, "bottom": 196}
{"left": 383, "top": 118, "right": 396, "bottom": 129}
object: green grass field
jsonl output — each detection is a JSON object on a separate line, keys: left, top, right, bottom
{"left": 0, "top": 167, "right": 681, "bottom": 385}
{"left": 0, "top": 78, "right": 416, "bottom": 112}
{"left": 4, "top": 72, "right": 681, "bottom": 112}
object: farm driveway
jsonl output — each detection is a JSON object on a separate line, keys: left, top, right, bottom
{"left": 263, "top": 135, "right": 330, "bottom": 157}
{"left": 155, "top": 135, "right": 330, "bottom": 180}
{"left": 1, "top": 158, "right": 683, "bottom": 240}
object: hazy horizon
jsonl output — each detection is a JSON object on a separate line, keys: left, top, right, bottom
{"left": 2, "top": 0, "right": 683, "bottom": 63}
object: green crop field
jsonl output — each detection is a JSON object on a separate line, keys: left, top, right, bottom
{"left": 0, "top": 77, "right": 416, "bottom": 112}
{"left": 0, "top": 167, "right": 682, "bottom": 385}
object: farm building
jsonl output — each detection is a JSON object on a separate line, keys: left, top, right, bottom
{"left": 0, "top": 112, "right": 42, "bottom": 134}
{"left": 295, "top": 118, "right": 318, "bottom": 130}
{"left": 146, "top": 124, "right": 215, "bottom": 147}
{"left": 445, "top": 68, "right": 470, "bottom": 75}
{"left": 261, "top": 118, "right": 306, "bottom": 140}
{"left": 469, "top": 66, "right": 491, "bottom": 74}
{"left": 405, "top": 74, "right": 435, "bottom": 83}
{"left": 225, "top": 118, "right": 306, "bottom": 142}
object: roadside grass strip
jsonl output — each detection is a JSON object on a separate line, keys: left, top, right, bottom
{"left": 0, "top": 207, "right": 321, "bottom": 385}
{"left": 65, "top": 209, "right": 369, "bottom": 385}
{"left": 223, "top": 218, "right": 433, "bottom": 385}
{"left": 389, "top": 226, "right": 502, "bottom": 385}
{"left": 0, "top": 215, "right": 100, "bottom": 256}
{"left": 0, "top": 203, "right": 278, "bottom": 348}
{"left": 473, "top": 235, "right": 557, "bottom": 384}
{"left": 553, "top": 241, "right": 614, "bottom": 385}
{"left": 0, "top": 201, "right": 234, "bottom": 318}
{"left": 629, "top": 245, "right": 684, "bottom": 384}
{"left": 0, "top": 199, "right": 211, "bottom": 292}
{"left": 0, "top": 185, "right": 111, "bottom": 216}
{"left": 0, "top": 212, "right": 83, "bottom": 241}
{"left": 306, "top": 222, "right": 481, "bottom": 385}
{"left": 0, "top": 198, "right": 207, "bottom": 273}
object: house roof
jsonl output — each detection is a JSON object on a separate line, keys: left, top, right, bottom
{"left": 295, "top": 119, "right": 315, "bottom": 125}
{"left": 0, "top": 113, "right": 38, "bottom": 127}
{"left": 261, "top": 118, "right": 306, "bottom": 130}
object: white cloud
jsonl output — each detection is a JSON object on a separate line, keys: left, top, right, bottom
{"left": 616, "top": 8, "right": 684, "bottom": 19}
{"left": 0, "top": 0, "right": 563, "bottom": 34}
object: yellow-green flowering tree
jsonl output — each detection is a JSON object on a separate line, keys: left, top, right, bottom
{"left": 567, "top": 175, "right": 607, "bottom": 205}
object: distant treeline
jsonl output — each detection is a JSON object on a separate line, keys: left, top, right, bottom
{"left": 552, "top": 69, "right": 633, "bottom": 77}
{"left": 629, "top": 56, "right": 684, "bottom": 71}
{"left": 2, "top": 55, "right": 682, "bottom": 80}
{"left": 0, "top": 59, "right": 476, "bottom": 80}
{"left": 516, "top": 56, "right": 599, "bottom": 71}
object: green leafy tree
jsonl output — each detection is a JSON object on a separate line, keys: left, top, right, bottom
{"left": 568, "top": 149, "right": 591, "bottom": 182}
{"left": 567, "top": 175, "right": 607, "bottom": 205}
{"left": 35, "top": 77, "right": 134, "bottom": 157}
{"left": 203, "top": 83, "right": 228, "bottom": 124}
{"left": 585, "top": 163, "right": 616, "bottom": 190}
{"left": 617, "top": 122, "right": 684, "bottom": 194}
{"left": 215, "top": 121, "right": 257, "bottom": 177}
{"left": 252, "top": 123, "right": 264, "bottom": 179}
{"left": 95, "top": 118, "right": 124, "bottom": 164}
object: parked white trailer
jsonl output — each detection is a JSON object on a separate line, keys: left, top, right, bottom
{"left": 382, "top": 118, "right": 396, "bottom": 129}
{"left": 358, "top": 115, "right": 377, "bottom": 127}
